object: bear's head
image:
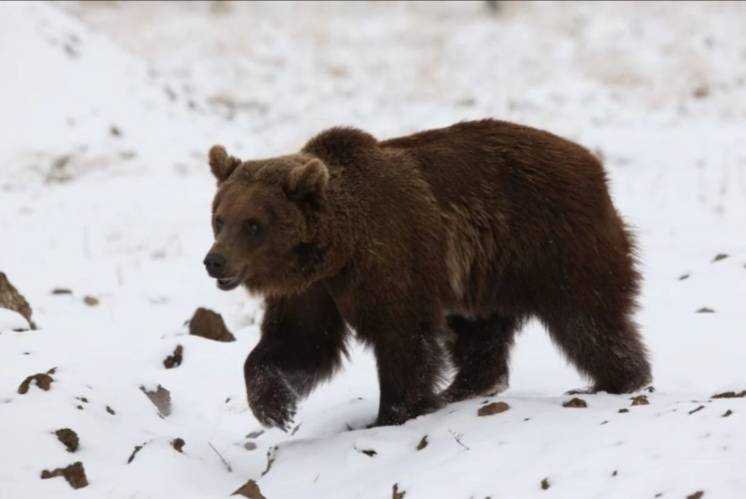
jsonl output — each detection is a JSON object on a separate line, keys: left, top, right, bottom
{"left": 204, "top": 145, "right": 330, "bottom": 296}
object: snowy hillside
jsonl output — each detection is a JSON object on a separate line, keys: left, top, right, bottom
{"left": 1, "top": 2, "right": 744, "bottom": 498}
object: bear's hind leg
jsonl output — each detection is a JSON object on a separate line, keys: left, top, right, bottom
{"left": 442, "top": 314, "right": 520, "bottom": 402}
{"left": 543, "top": 308, "right": 651, "bottom": 394}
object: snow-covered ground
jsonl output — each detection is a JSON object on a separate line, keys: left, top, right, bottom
{"left": 1, "top": 2, "right": 744, "bottom": 498}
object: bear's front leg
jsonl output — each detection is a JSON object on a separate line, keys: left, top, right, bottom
{"left": 244, "top": 283, "right": 347, "bottom": 431}
{"left": 369, "top": 320, "right": 446, "bottom": 426}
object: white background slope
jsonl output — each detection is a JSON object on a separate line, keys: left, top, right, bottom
{"left": 1, "top": 2, "right": 744, "bottom": 498}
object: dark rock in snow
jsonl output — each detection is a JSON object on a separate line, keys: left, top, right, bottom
{"left": 40, "top": 462, "right": 88, "bottom": 489}
{"left": 188, "top": 308, "right": 235, "bottom": 342}
{"left": 55, "top": 428, "right": 79, "bottom": 452}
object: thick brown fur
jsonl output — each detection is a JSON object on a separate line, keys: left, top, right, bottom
{"left": 205, "top": 119, "right": 652, "bottom": 429}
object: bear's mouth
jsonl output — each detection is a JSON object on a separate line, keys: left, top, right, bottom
{"left": 216, "top": 267, "right": 247, "bottom": 291}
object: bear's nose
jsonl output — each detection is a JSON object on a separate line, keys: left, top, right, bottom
{"left": 203, "top": 253, "right": 227, "bottom": 278}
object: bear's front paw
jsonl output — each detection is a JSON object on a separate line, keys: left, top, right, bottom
{"left": 246, "top": 367, "right": 298, "bottom": 432}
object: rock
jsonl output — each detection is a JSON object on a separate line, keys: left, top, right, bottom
{"left": 478, "top": 401, "right": 510, "bottom": 416}
{"left": 188, "top": 308, "right": 235, "bottom": 342}
{"left": 0, "top": 272, "right": 34, "bottom": 328}
{"left": 18, "top": 372, "right": 54, "bottom": 394}
{"left": 722, "top": 409, "right": 733, "bottom": 418}
{"left": 106, "top": 405, "right": 116, "bottom": 415}
{"left": 392, "top": 483, "right": 406, "bottom": 499}
{"left": 630, "top": 395, "right": 649, "bottom": 406}
{"left": 696, "top": 307, "right": 715, "bottom": 313}
{"left": 83, "top": 295, "right": 99, "bottom": 306}
{"left": 232, "top": 479, "right": 267, "bottom": 499}
{"left": 562, "top": 397, "right": 587, "bottom": 408}
{"left": 416, "top": 435, "right": 428, "bottom": 451}
{"left": 51, "top": 288, "right": 73, "bottom": 295}
{"left": 712, "top": 390, "right": 746, "bottom": 399}
{"left": 541, "top": 478, "right": 550, "bottom": 490}
{"left": 687, "top": 491, "right": 704, "bottom": 499}
{"left": 688, "top": 405, "right": 705, "bottom": 415}
{"left": 55, "top": 428, "right": 79, "bottom": 452}
{"left": 172, "top": 438, "right": 185, "bottom": 453}
{"left": 712, "top": 253, "right": 729, "bottom": 262}
{"left": 163, "top": 345, "right": 183, "bottom": 369}
{"left": 40, "top": 462, "right": 88, "bottom": 489}
{"left": 619, "top": 408, "right": 630, "bottom": 413}
{"left": 140, "top": 384, "right": 171, "bottom": 417}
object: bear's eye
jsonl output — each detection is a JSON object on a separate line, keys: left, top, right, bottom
{"left": 214, "top": 216, "right": 224, "bottom": 232}
{"left": 244, "top": 219, "right": 262, "bottom": 239}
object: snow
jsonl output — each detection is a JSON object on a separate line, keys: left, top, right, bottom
{"left": 1, "top": 2, "right": 745, "bottom": 498}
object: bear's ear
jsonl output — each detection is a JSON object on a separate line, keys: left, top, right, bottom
{"left": 208, "top": 145, "right": 241, "bottom": 183}
{"left": 285, "top": 157, "right": 329, "bottom": 203}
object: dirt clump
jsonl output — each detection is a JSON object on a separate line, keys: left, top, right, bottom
{"left": 83, "top": 295, "right": 99, "bottom": 306}
{"left": 392, "top": 483, "right": 406, "bottom": 499}
{"left": 687, "top": 491, "right": 704, "bottom": 499}
{"left": 416, "top": 435, "right": 428, "bottom": 450}
{"left": 51, "top": 288, "right": 73, "bottom": 295}
{"left": 722, "top": 409, "right": 733, "bottom": 417}
{"left": 562, "top": 397, "right": 587, "bottom": 408}
{"left": 232, "top": 479, "right": 266, "bottom": 498}
{"left": 55, "top": 428, "right": 79, "bottom": 452}
{"left": 40, "top": 461, "right": 88, "bottom": 489}
{"left": 618, "top": 408, "right": 630, "bottom": 413}
{"left": 541, "top": 478, "right": 550, "bottom": 490}
{"left": 106, "top": 405, "right": 116, "bottom": 415}
{"left": 18, "top": 372, "right": 54, "bottom": 394}
{"left": 478, "top": 401, "right": 511, "bottom": 416}
{"left": 0, "top": 272, "right": 35, "bottom": 328}
{"left": 188, "top": 308, "right": 235, "bottom": 342}
{"left": 163, "top": 345, "right": 184, "bottom": 369}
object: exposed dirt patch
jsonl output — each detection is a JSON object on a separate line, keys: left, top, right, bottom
{"left": 163, "top": 345, "right": 183, "bottom": 369}
{"left": 171, "top": 438, "right": 185, "bottom": 453}
{"left": 83, "top": 295, "right": 99, "bottom": 306}
{"left": 140, "top": 384, "right": 171, "bottom": 417}
{"left": 188, "top": 307, "right": 235, "bottom": 342}
{"left": 392, "top": 483, "right": 406, "bottom": 499}
{"left": 55, "top": 428, "right": 79, "bottom": 452}
{"left": 232, "top": 479, "right": 267, "bottom": 499}
{"left": 0, "top": 272, "right": 35, "bottom": 328}
{"left": 712, "top": 390, "right": 746, "bottom": 399}
{"left": 416, "top": 435, "right": 428, "bottom": 451}
{"left": 631, "top": 395, "right": 649, "bottom": 406}
{"left": 40, "top": 461, "right": 88, "bottom": 489}
{"left": 562, "top": 397, "right": 587, "bottom": 408}
{"left": 478, "top": 401, "right": 511, "bottom": 416}
{"left": 18, "top": 372, "right": 54, "bottom": 394}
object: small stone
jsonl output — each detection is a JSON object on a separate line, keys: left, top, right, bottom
{"left": 83, "top": 295, "right": 99, "bottom": 306}
{"left": 232, "top": 479, "right": 267, "bottom": 498}
{"left": 618, "top": 408, "right": 629, "bottom": 413}
{"left": 686, "top": 491, "right": 704, "bottom": 499}
{"left": 696, "top": 307, "right": 715, "bottom": 314}
{"left": 171, "top": 438, "right": 185, "bottom": 453}
{"left": 51, "top": 288, "right": 73, "bottom": 295}
{"left": 110, "top": 125, "right": 122, "bottom": 137}
{"left": 562, "top": 397, "right": 587, "bottom": 408}
{"left": 188, "top": 308, "right": 235, "bottom": 342}
{"left": 163, "top": 345, "right": 183, "bottom": 369}
{"left": 106, "top": 405, "right": 116, "bottom": 415}
{"left": 18, "top": 372, "right": 54, "bottom": 394}
{"left": 712, "top": 253, "right": 729, "bottom": 262}
{"left": 55, "top": 428, "right": 79, "bottom": 452}
{"left": 392, "top": 483, "right": 406, "bottom": 499}
{"left": 541, "top": 478, "right": 550, "bottom": 490}
{"left": 722, "top": 409, "right": 733, "bottom": 418}
{"left": 478, "top": 401, "right": 511, "bottom": 416}
{"left": 40, "top": 462, "right": 88, "bottom": 489}
{"left": 678, "top": 273, "right": 690, "bottom": 280}
{"left": 631, "top": 395, "right": 649, "bottom": 406}
{"left": 416, "top": 435, "right": 428, "bottom": 451}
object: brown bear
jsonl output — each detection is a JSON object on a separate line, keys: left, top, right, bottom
{"left": 204, "top": 119, "right": 651, "bottom": 430}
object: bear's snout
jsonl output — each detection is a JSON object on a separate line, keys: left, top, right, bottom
{"left": 203, "top": 253, "right": 227, "bottom": 278}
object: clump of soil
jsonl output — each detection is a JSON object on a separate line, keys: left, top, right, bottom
{"left": 40, "top": 462, "right": 88, "bottom": 489}
{"left": 171, "top": 438, "right": 185, "bottom": 453}
{"left": 18, "top": 371, "right": 54, "bottom": 394}
{"left": 722, "top": 409, "right": 733, "bottom": 418}
{"left": 416, "top": 435, "right": 428, "bottom": 451}
{"left": 712, "top": 253, "right": 729, "bottom": 262}
{"left": 541, "top": 478, "right": 550, "bottom": 490}
{"left": 631, "top": 395, "right": 649, "bottom": 406}
{"left": 712, "top": 390, "right": 746, "bottom": 399}
{"left": 392, "top": 483, "right": 406, "bottom": 499}
{"left": 687, "top": 491, "right": 704, "bottom": 499}
{"left": 619, "top": 408, "right": 630, "bottom": 413}
{"left": 83, "top": 295, "right": 99, "bottom": 306}
{"left": 188, "top": 308, "right": 235, "bottom": 342}
{"left": 232, "top": 479, "right": 266, "bottom": 499}
{"left": 55, "top": 428, "right": 79, "bottom": 452}
{"left": 0, "top": 272, "right": 35, "bottom": 329}
{"left": 140, "top": 384, "right": 171, "bottom": 417}
{"left": 478, "top": 401, "right": 511, "bottom": 416}
{"left": 163, "top": 345, "right": 183, "bottom": 369}
{"left": 562, "top": 397, "right": 587, "bottom": 408}
{"left": 106, "top": 405, "right": 116, "bottom": 415}
{"left": 51, "top": 288, "right": 73, "bottom": 295}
